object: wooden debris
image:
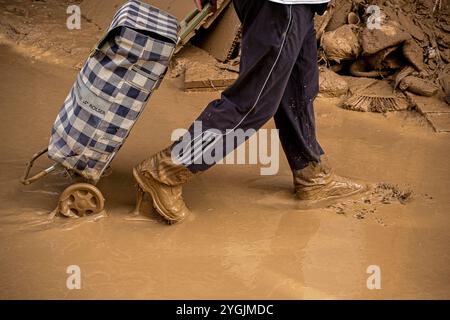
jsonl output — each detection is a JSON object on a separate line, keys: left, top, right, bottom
{"left": 407, "top": 93, "right": 450, "bottom": 113}
{"left": 406, "top": 93, "right": 450, "bottom": 132}
{"left": 197, "top": 2, "right": 241, "bottom": 62}
{"left": 171, "top": 45, "right": 238, "bottom": 91}
{"left": 184, "top": 73, "right": 237, "bottom": 92}
{"left": 425, "top": 113, "right": 450, "bottom": 132}
{"left": 177, "top": 0, "right": 232, "bottom": 53}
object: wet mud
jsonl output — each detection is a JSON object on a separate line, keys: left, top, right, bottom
{"left": 0, "top": 41, "right": 449, "bottom": 299}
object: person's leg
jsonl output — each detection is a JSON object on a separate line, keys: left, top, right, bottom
{"left": 274, "top": 20, "right": 323, "bottom": 171}
{"left": 274, "top": 16, "right": 364, "bottom": 201}
{"left": 134, "top": 2, "right": 316, "bottom": 223}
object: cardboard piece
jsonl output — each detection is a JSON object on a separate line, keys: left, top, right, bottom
{"left": 197, "top": 2, "right": 241, "bottom": 62}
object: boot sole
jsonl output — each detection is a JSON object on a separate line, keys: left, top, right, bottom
{"left": 133, "top": 168, "right": 183, "bottom": 224}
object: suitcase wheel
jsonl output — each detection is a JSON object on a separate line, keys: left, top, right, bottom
{"left": 58, "top": 183, "right": 105, "bottom": 218}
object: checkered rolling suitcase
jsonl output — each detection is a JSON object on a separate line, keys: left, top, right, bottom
{"left": 21, "top": 0, "right": 179, "bottom": 218}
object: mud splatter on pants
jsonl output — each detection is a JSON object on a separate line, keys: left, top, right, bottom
{"left": 172, "top": 0, "right": 325, "bottom": 173}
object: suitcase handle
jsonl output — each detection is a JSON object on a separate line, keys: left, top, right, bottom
{"left": 21, "top": 148, "right": 58, "bottom": 185}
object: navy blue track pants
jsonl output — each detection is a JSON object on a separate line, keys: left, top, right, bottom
{"left": 172, "top": 0, "right": 325, "bottom": 173}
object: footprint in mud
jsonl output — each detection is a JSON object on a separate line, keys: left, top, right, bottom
{"left": 327, "top": 182, "right": 414, "bottom": 226}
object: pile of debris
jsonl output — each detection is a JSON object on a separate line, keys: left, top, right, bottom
{"left": 315, "top": 0, "right": 450, "bottom": 131}
{"left": 316, "top": 0, "right": 450, "bottom": 111}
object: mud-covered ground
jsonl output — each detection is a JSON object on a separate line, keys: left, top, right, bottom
{"left": 0, "top": 1, "right": 449, "bottom": 299}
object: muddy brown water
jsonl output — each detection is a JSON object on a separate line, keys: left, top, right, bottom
{"left": 0, "top": 45, "right": 449, "bottom": 299}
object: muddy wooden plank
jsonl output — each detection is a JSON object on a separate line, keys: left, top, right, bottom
{"left": 184, "top": 63, "right": 238, "bottom": 91}
{"left": 425, "top": 113, "right": 450, "bottom": 133}
{"left": 407, "top": 93, "right": 450, "bottom": 114}
{"left": 184, "top": 70, "right": 237, "bottom": 91}
{"left": 182, "top": 45, "right": 238, "bottom": 92}
{"left": 184, "top": 80, "right": 233, "bottom": 91}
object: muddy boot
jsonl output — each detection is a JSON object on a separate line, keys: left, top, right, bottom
{"left": 133, "top": 147, "right": 193, "bottom": 224}
{"left": 293, "top": 160, "right": 364, "bottom": 202}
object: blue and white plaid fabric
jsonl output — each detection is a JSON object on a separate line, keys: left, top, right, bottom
{"left": 48, "top": 0, "right": 179, "bottom": 182}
